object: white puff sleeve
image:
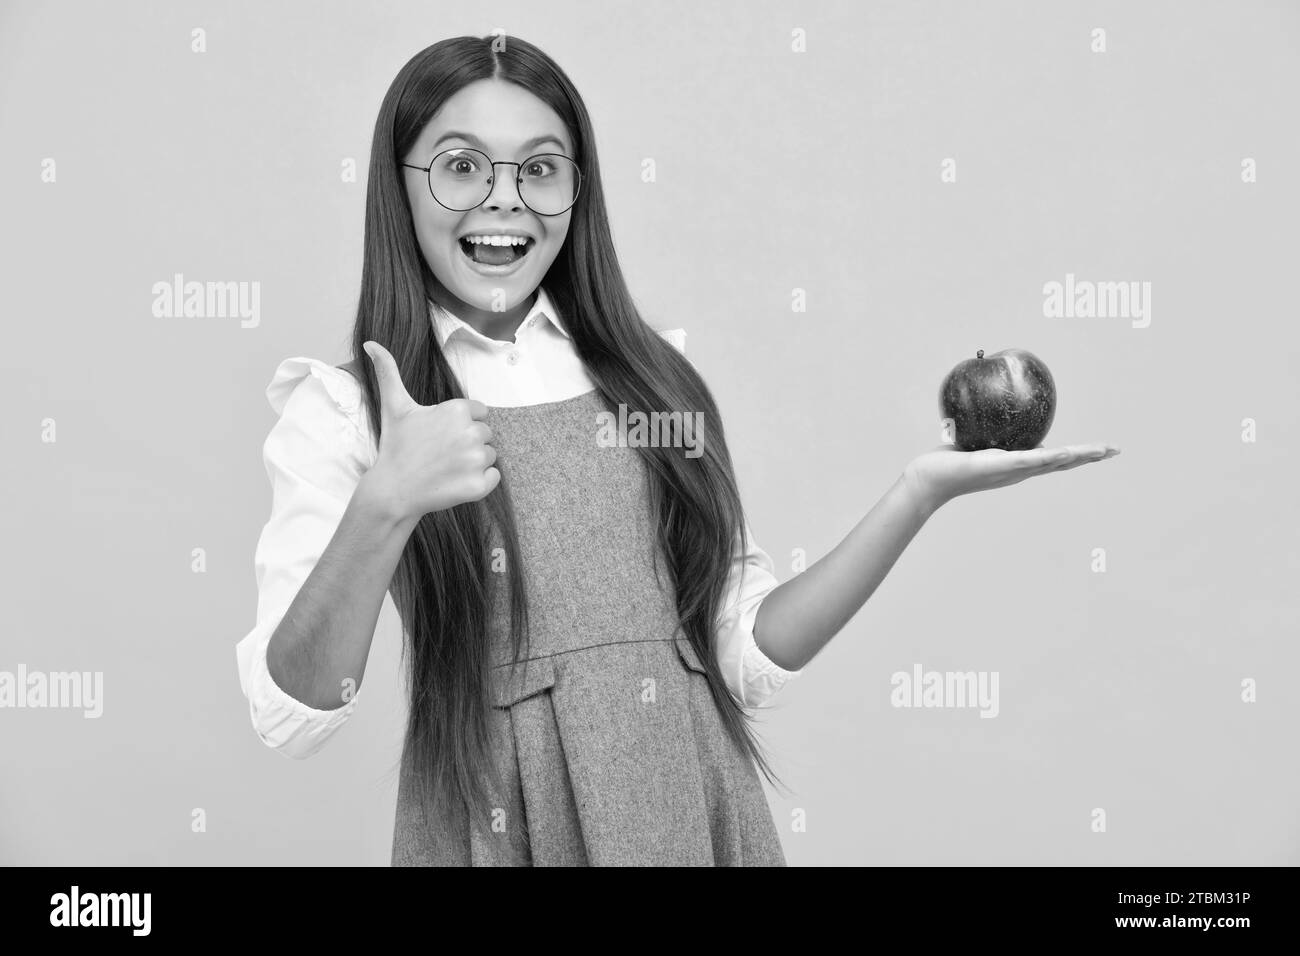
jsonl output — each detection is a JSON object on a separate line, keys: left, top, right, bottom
{"left": 713, "top": 518, "right": 803, "bottom": 708}
{"left": 235, "top": 357, "right": 377, "bottom": 759}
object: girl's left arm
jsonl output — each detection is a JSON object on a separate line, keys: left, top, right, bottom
{"left": 753, "top": 442, "right": 1119, "bottom": 671}
{"left": 752, "top": 473, "right": 933, "bottom": 672}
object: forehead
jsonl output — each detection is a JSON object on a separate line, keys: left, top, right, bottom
{"left": 420, "top": 79, "right": 572, "bottom": 155}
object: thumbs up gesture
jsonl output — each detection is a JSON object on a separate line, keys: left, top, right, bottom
{"left": 360, "top": 341, "right": 500, "bottom": 521}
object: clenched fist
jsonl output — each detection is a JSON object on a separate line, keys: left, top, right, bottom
{"left": 359, "top": 340, "right": 500, "bottom": 521}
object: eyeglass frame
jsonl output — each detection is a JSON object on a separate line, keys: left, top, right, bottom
{"left": 401, "top": 148, "right": 582, "bottom": 217}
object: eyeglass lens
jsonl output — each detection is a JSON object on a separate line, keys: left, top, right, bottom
{"left": 427, "top": 148, "right": 579, "bottom": 215}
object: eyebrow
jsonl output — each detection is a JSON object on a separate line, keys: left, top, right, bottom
{"left": 430, "top": 130, "right": 570, "bottom": 156}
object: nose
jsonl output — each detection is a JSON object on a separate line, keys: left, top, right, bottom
{"left": 483, "top": 161, "right": 524, "bottom": 210}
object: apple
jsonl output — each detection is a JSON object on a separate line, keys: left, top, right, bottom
{"left": 939, "top": 348, "right": 1056, "bottom": 451}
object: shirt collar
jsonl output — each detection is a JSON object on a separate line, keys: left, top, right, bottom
{"left": 427, "top": 285, "right": 570, "bottom": 348}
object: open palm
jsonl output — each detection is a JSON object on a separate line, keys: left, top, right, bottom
{"left": 903, "top": 441, "right": 1121, "bottom": 514}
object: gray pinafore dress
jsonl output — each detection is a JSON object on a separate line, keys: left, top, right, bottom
{"left": 391, "top": 388, "right": 786, "bottom": 866}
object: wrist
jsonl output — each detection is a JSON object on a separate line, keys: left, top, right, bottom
{"left": 898, "top": 467, "right": 945, "bottom": 521}
{"left": 353, "top": 468, "right": 419, "bottom": 533}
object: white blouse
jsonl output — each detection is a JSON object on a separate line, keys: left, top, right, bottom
{"left": 235, "top": 285, "right": 801, "bottom": 760}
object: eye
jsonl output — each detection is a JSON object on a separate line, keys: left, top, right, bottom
{"left": 438, "top": 151, "right": 481, "bottom": 176}
{"left": 522, "top": 158, "right": 557, "bottom": 179}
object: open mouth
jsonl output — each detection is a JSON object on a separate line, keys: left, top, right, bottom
{"left": 458, "top": 235, "right": 535, "bottom": 267}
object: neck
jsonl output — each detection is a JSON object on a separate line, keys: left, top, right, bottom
{"left": 426, "top": 277, "right": 538, "bottom": 343}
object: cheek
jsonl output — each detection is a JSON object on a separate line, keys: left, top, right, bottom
{"left": 410, "top": 198, "right": 460, "bottom": 265}
{"left": 539, "top": 216, "right": 572, "bottom": 261}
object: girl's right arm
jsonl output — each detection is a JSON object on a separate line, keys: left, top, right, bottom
{"left": 263, "top": 472, "right": 420, "bottom": 712}
{"left": 237, "top": 344, "right": 499, "bottom": 758}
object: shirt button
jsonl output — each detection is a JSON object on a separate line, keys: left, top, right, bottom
{"left": 506, "top": 349, "right": 520, "bottom": 365}
{"left": 529, "top": 317, "right": 537, "bottom": 328}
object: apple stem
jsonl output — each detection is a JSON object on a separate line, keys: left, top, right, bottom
{"left": 977, "top": 349, "right": 984, "bottom": 359}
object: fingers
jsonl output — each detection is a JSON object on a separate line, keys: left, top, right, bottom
{"left": 1036, "top": 444, "right": 1122, "bottom": 475}
{"left": 1048, "top": 457, "right": 1102, "bottom": 473}
{"left": 968, "top": 446, "right": 1052, "bottom": 470}
{"left": 1051, "top": 443, "right": 1120, "bottom": 462}
{"left": 1014, "top": 447, "right": 1063, "bottom": 469}
{"left": 362, "top": 341, "right": 416, "bottom": 419}
{"left": 474, "top": 466, "right": 502, "bottom": 500}
{"left": 975, "top": 443, "right": 1120, "bottom": 483}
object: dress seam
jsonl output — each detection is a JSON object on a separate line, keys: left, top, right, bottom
{"left": 493, "top": 636, "right": 689, "bottom": 668}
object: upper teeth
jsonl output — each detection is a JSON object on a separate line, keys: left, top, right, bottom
{"left": 463, "top": 235, "right": 530, "bottom": 246}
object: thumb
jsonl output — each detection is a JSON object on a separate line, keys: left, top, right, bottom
{"left": 362, "top": 341, "right": 415, "bottom": 420}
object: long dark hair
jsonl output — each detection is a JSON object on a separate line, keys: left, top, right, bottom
{"left": 349, "top": 34, "right": 782, "bottom": 834}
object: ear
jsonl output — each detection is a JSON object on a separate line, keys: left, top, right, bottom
{"left": 656, "top": 327, "right": 687, "bottom": 356}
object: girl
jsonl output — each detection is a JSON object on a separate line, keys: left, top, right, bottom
{"left": 236, "top": 35, "right": 1118, "bottom": 866}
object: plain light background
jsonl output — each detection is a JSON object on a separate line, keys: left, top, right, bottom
{"left": 1, "top": 0, "right": 1297, "bottom": 865}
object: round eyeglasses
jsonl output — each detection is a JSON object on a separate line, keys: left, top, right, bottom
{"left": 402, "top": 148, "right": 582, "bottom": 217}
